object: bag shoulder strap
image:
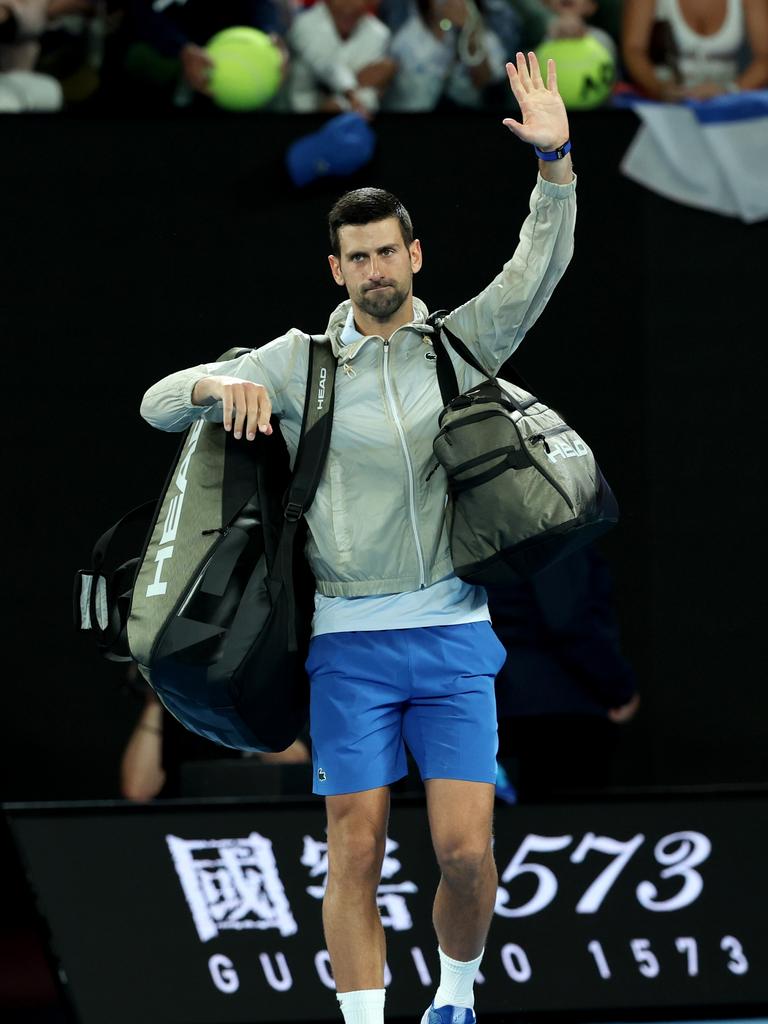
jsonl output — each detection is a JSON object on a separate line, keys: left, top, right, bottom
{"left": 270, "top": 335, "right": 337, "bottom": 651}
{"left": 284, "top": 334, "right": 337, "bottom": 523}
{"left": 427, "top": 310, "right": 533, "bottom": 403}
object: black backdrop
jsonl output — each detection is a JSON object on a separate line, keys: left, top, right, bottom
{"left": 1, "top": 108, "right": 766, "bottom": 803}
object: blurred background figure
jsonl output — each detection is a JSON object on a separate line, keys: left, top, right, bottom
{"left": 120, "top": 664, "right": 311, "bottom": 802}
{"left": 282, "top": 0, "right": 395, "bottom": 114}
{"left": 117, "top": 0, "right": 289, "bottom": 107}
{"left": 530, "top": 0, "right": 619, "bottom": 109}
{"left": 378, "top": 0, "right": 521, "bottom": 57}
{"left": 540, "top": 0, "right": 618, "bottom": 59}
{"left": 621, "top": 0, "right": 768, "bottom": 101}
{"left": 0, "top": 0, "right": 62, "bottom": 110}
{"left": 382, "top": 0, "right": 508, "bottom": 110}
{"left": 497, "top": 0, "right": 621, "bottom": 55}
{"left": 488, "top": 545, "right": 640, "bottom": 802}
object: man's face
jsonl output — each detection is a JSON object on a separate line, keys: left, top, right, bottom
{"left": 326, "top": 0, "right": 371, "bottom": 37}
{"left": 328, "top": 217, "right": 422, "bottom": 323}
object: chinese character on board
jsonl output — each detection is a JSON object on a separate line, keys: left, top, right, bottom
{"left": 301, "top": 835, "right": 418, "bottom": 931}
{"left": 167, "top": 833, "right": 298, "bottom": 943}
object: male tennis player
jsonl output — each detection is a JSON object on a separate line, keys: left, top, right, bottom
{"left": 142, "top": 52, "right": 574, "bottom": 1024}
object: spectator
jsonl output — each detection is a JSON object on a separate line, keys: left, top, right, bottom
{"left": 378, "top": 0, "right": 521, "bottom": 59}
{"left": 282, "top": 0, "right": 395, "bottom": 114}
{"left": 36, "top": 1, "right": 119, "bottom": 107}
{"left": 120, "top": 673, "right": 311, "bottom": 802}
{"left": 382, "top": 0, "right": 506, "bottom": 111}
{"left": 540, "top": 0, "right": 618, "bottom": 60}
{"left": 122, "top": 0, "right": 288, "bottom": 103}
{"left": 511, "top": 0, "right": 623, "bottom": 54}
{"left": 510, "top": 0, "right": 557, "bottom": 51}
{"left": 0, "top": 0, "right": 63, "bottom": 110}
{"left": 488, "top": 546, "right": 640, "bottom": 800}
{"left": 622, "top": 0, "right": 768, "bottom": 101}
{"left": 584, "top": 0, "right": 622, "bottom": 47}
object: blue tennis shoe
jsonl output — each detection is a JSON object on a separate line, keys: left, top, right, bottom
{"left": 420, "top": 1004, "right": 477, "bottom": 1024}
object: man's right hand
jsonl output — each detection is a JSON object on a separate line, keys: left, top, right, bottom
{"left": 192, "top": 376, "right": 273, "bottom": 439}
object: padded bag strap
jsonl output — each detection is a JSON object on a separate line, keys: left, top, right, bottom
{"left": 284, "top": 335, "right": 337, "bottom": 524}
{"left": 270, "top": 335, "right": 337, "bottom": 650}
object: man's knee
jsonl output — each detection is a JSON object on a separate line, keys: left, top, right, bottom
{"left": 326, "top": 791, "right": 389, "bottom": 887}
{"left": 328, "top": 829, "right": 387, "bottom": 887}
{"left": 435, "top": 836, "right": 495, "bottom": 888}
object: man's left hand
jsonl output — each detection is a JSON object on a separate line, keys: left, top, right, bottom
{"left": 502, "top": 51, "right": 570, "bottom": 152}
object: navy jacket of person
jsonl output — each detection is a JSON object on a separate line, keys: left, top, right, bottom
{"left": 488, "top": 546, "right": 637, "bottom": 720}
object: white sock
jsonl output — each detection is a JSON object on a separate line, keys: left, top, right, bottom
{"left": 433, "top": 946, "right": 484, "bottom": 1010}
{"left": 336, "top": 988, "right": 386, "bottom": 1024}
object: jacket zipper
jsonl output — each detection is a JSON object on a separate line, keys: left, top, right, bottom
{"left": 383, "top": 339, "right": 426, "bottom": 588}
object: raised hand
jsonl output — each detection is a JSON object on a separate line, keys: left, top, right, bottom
{"left": 502, "top": 51, "right": 570, "bottom": 152}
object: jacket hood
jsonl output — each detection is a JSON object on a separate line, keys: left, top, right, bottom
{"left": 324, "top": 296, "right": 432, "bottom": 363}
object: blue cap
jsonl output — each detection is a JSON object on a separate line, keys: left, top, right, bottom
{"left": 286, "top": 112, "right": 376, "bottom": 187}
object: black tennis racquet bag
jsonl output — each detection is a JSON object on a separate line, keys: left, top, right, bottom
{"left": 74, "top": 338, "right": 336, "bottom": 751}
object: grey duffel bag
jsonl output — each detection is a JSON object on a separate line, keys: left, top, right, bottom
{"left": 430, "top": 315, "right": 619, "bottom": 584}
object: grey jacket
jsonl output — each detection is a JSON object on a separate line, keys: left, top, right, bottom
{"left": 141, "top": 173, "right": 577, "bottom": 597}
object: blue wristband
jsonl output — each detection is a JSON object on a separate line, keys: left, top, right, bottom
{"left": 534, "top": 139, "right": 572, "bottom": 161}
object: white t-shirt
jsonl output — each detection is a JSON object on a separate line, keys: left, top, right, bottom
{"left": 655, "top": 0, "right": 745, "bottom": 86}
{"left": 284, "top": 2, "right": 391, "bottom": 112}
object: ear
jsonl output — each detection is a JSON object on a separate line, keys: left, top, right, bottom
{"left": 328, "top": 254, "right": 345, "bottom": 287}
{"left": 410, "top": 238, "right": 423, "bottom": 275}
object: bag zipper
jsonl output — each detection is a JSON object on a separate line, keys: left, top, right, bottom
{"left": 520, "top": 422, "right": 575, "bottom": 512}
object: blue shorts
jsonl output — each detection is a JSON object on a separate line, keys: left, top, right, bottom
{"left": 306, "top": 621, "right": 506, "bottom": 796}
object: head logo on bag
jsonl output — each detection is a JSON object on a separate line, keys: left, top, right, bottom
{"left": 317, "top": 366, "right": 328, "bottom": 411}
{"left": 146, "top": 419, "right": 205, "bottom": 598}
{"left": 543, "top": 436, "right": 590, "bottom": 464}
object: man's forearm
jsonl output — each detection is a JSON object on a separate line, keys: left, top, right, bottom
{"left": 538, "top": 152, "right": 573, "bottom": 185}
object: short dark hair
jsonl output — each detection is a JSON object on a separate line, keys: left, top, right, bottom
{"left": 0, "top": 10, "right": 20, "bottom": 45}
{"left": 328, "top": 188, "right": 414, "bottom": 257}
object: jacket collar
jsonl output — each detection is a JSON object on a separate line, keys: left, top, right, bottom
{"left": 324, "top": 297, "right": 433, "bottom": 363}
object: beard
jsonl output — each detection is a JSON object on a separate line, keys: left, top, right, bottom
{"left": 356, "top": 280, "right": 409, "bottom": 321}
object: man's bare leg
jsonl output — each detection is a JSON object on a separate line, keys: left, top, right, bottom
{"left": 323, "top": 785, "right": 391, "bottom": 992}
{"left": 424, "top": 779, "right": 497, "bottom": 1008}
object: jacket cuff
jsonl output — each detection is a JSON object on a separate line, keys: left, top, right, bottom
{"left": 181, "top": 371, "right": 215, "bottom": 411}
{"left": 536, "top": 171, "right": 577, "bottom": 198}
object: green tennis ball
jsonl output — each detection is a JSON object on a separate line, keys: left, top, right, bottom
{"left": 205, "top": 26, "right": 282, "bottom": 111}
{"left": 535, "top": 36, "right": 616, "bottom": 111}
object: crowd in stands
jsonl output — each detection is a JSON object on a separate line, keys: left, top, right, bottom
{"left": 1, "top": 0, "right": 767, "bottom": 114}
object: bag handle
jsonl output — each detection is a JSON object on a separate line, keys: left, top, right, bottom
{"left": 90, "top": 499, "right": 158, "bottom": 575}
{"left": 74, "top": 499, "right": 157, "bottom": 656}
